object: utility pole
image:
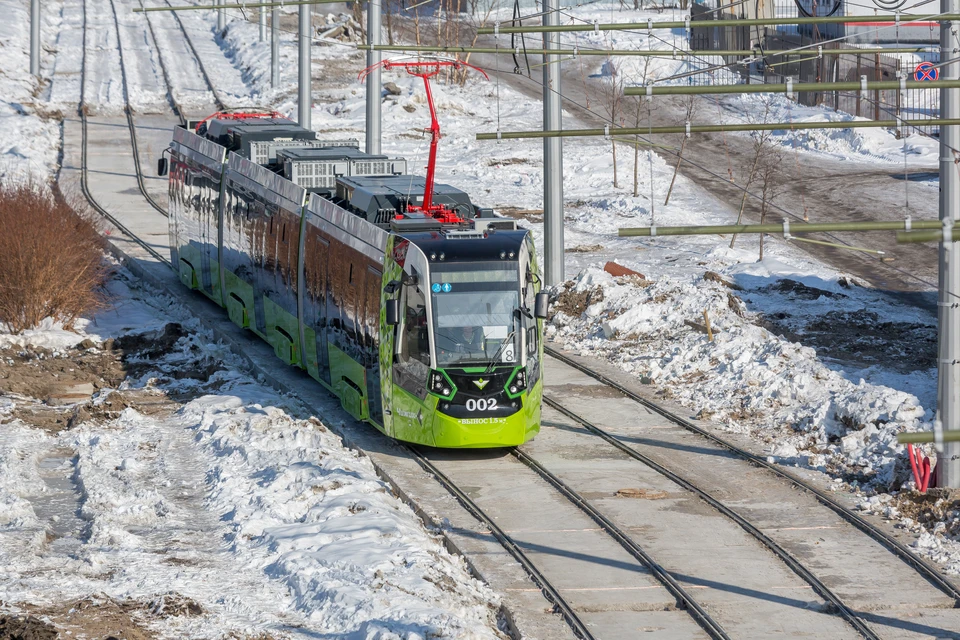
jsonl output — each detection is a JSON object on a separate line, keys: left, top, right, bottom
{"left": 543, "top": 0, "right": 564, "bottom": 286}
{"left": 939, "top": 0, "right": 960, "bottom": 487}
{"left": 298, "top": 2, "right": 311, "bottom": 128}
{"left": 259, "top": 7, "right": 266, "bottom": 41}
{"left": 271, "top": 6, "right": 279, "bottom": 88}
{"left": 30, "top": 0, "right": 39, "bottom": 77}
{"left": 217, "top": 0, "right": 226, "bottom": 31}
{"left": 365, "top": 0, "right": 382, "bottom": 154}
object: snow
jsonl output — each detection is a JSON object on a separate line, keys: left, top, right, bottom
{"left": 2, "top": 0, "right": 958, "bottom": 612}
{"left": 0, "top": 271, "right": 505, "bottom": 638}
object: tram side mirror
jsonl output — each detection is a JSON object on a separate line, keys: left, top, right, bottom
{"left": 385, "top": 298, "right": 400, "bottom": 326}
{"left": 157, "top": 157, "right": 168, "bottom": 176}
{"left": 534, "top": 292, "right": 549, "bottom": 320}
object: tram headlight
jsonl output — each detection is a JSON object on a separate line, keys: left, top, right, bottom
{"left": 429, "top": 370, "right": 456, "bottom": 400}
{"left": 506, "top": 368, "right": 526, "bottom": 398}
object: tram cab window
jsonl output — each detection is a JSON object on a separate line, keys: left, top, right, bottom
{"left": 401, "top": 279, "right": 431, "bottom": 367}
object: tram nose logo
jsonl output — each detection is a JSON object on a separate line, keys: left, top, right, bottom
{"left": 473, "top": 378, "right": 490, "bottom": 390}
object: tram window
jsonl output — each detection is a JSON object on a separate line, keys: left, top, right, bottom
{"left": 403, "top": 282, "right": 430, "bottom": 367}
{"left": 527, "top": 326, "right": 537, "bottom": 356}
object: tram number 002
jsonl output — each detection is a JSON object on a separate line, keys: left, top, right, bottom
{"left": 465, "top": 398, "right": 498, "bottom": 412}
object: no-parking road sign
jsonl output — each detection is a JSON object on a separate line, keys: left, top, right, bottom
{"left": 915, "top": 61, "right": 939, "bottom": 82}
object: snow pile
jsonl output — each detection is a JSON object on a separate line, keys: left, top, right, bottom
{"left": 0, "top": 0, "right": 62, "bottom": 182}
{"left": 0, "top": 273, "right": 505, "bottom": 638}
{"left": 549, "top": 262, "right": 926, "bottom": 488}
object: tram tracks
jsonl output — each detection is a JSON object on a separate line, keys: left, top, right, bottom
{"left": 544, "top": 345, "right": 960, "bottom": 605}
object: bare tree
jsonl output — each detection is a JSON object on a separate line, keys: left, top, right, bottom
{"left": 729, "top": 99, "right": 778, "bottom": 249}
{"left": 756, "top": 145, "right": 785, "bottom": 261}
{"left": 599, "top": 59, "right": 624, "bottom": 189}
{"left": 663, "top": 95, "right": 696, "bottom": 206}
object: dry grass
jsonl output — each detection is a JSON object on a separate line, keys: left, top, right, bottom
{"left": 0, "top": 181, "right": 110, "bottom": 334}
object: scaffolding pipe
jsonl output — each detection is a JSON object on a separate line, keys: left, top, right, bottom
{"left": 298, "top": 2, "right": 311, "bottom": 128}
{"left": 357, "top": 44, "right": 936, "bottom": 57}
{"left": 477, "top": 14, "right": 960, "bottom": 34}
{"left": 366, "top": 0, "right": 382, "bottom": 155}
{"left": 624, "top": 79, "right": 960, "bottom": 96}
{"left": 898, "top": 430, "right": 960, "bottom": 444}
{"left": 618, "top": 220, "right": 941, "bottom": 237}
{"left": 898, "top": 229, "right": 960, "bottom": 242}
{"left": 134, "top": 0, "right": 346, "bottom": 11}
{"left": 477, "top": 118, "right": 960, "bottom": 140}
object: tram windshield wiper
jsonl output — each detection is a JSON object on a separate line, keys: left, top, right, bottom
{"left": 484, "top": 329, "right": 516, "bottom": 374}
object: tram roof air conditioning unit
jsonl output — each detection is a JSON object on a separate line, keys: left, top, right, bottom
{"left": 279, "top": 148, "right": 407, "bottom": 193}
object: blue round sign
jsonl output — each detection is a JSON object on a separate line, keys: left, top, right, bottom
{"left": 915, "top": 61, "right": 939, "bottom": 82}
{"left": 442, "top": 283, "right": 453, "bottom": 293}
{"left": 431, "top": 283, "right": 441, "bottom": 293}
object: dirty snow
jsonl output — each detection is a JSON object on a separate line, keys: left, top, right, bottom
{"left": 0, "top": 271, "right": 505, "bottom": 638}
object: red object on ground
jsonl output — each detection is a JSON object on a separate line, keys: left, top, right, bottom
{"left": 358, "top": 59, "right": 488, "bottom": 223}
{"left": 908, "top": 443, "right": 931, "bottom": 493}
{"left": 603, "top": 261, "right": 645, "bottom": 279}
{"left": 193, "top": 109, "right": 285, "bottom": 134}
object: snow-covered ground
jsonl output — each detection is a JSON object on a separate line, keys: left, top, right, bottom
{"left": 2, "top": 0, "right": 958, "bottom": 623}
{"left": 0, "top": 271, "right": 506, "bottom": 638}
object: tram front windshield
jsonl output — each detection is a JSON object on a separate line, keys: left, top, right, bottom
{"left": 430, "top": 263, "right": 521, "bottom": 368}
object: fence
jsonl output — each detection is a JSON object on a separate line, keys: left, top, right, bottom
{"left": 684, "top": 4, "right": 941, "bottom": 136}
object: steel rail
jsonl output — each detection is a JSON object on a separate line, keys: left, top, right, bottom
{"left": 509, "top": 448, "right": 732, "bottom": 640}
{"left": 405, "top": 446, "right": 596, "bottom": 640}
{"left": 537, "top": 398, "right": 880, "bottom": 640}
{"left": 106, "top": 0, "right": 168, "bottom": 219}
{"left": 543, "top": 346, "right": 960, "bottom": 604}
{"left": 79, "top": 0, "right": 171, "bottom": 268}
{"left": 140, "top": 0, "right": 188, "bottom": 126}
{"left": 161, "top": 0, "right": 228, "bottom": 113}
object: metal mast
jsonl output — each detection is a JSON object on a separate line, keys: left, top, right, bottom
{"left": 217, "top": 0, "right": 226, "bottom": 31}
{"left": 298, "top": 2, "right": 311, "bottom": 128}
{"left": 271, "top": 6, "right": 279, "bottom": 88}
{"left": 365, "top": 0, "right": 382, "bottom": 154}
{"left": 259, "top": 7, "right": 266, "bottom": 41}
{"left": 939, "top": 0, "right": 960, "bottom": 487}
{"left": 30, "top": 0, "right": 39, "bottom": 77}
{"left": 543, "top": 0, "right": 564, "bottom": 286}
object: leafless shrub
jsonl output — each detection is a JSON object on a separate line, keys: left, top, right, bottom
{"left": 0, "top": 181, "right": 110, "bottom": 334}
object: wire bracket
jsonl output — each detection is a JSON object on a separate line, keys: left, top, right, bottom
{"left": 494, "top": 22, "right": 500, "bottom": 38}
{"left": 934, "top": 418, "right": 944, "bottom": 453}
{"left": 648, "top": 18, "right": 653, "bottom": 32}
{"left": 650, "top": 226, "right": 657, "bottom": 237}
{"left": 685, "top": 120, "right": 691, "bottom": 138}
{"left": 944, "top": 217, "right": 955, "bottom": 246}
{"left": 604, "top": 124, "right": 610, "bottom": 140}
{"left": 904, "top": 216, "right": 912, "bottom": 231}
{"left": 786, "top": 77, "right": 793, "bottom": 100}
{"left": 594, "top": 19, "right": 599, "bottom": 34}
{"left": 860, "top": 75, "right": 868, "bottom": 92}
{"left": 646, "top": 82, "right": 653, "bottom": 97}
{"left": 782, "top": 220, "right": 791, "bottom": 240}
{"left": 899, "top": 73, "right": 907, "bottom": 95}
{"left": 817, "top": 45, "right": 822, "bottom": 59}
{"left": 496, "top": 130, "right": 502, "bottom": 142}
{"left": 684, "top": 15, "right": 690, "bottom": 33}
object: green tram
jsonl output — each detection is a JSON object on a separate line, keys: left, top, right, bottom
{"left": 159, "top": 113, "right": 548, "bottom": 447}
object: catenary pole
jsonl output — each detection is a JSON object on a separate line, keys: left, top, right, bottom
{"left": 939, "top": 0, "right": 960, "bottom": 487}
{"left": 30, "top": 0, "right": 39, "bottom": 77}
{"left": 298, "top": 2, "right": 311, "bottom": 128}
{"left": 271, "top": 6, "right": 279, "bottom": 88}
{"left": 218, "top": 0, "right": 226, "bottom": 31}
{"left": 259, "top": 6, "right": 266, "bottom": 41}
{"left": 365, "top": 0, "right": 381, "bottom": 155}
{"left": 543, "top": 0, "right": 563, "bottom": 286}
